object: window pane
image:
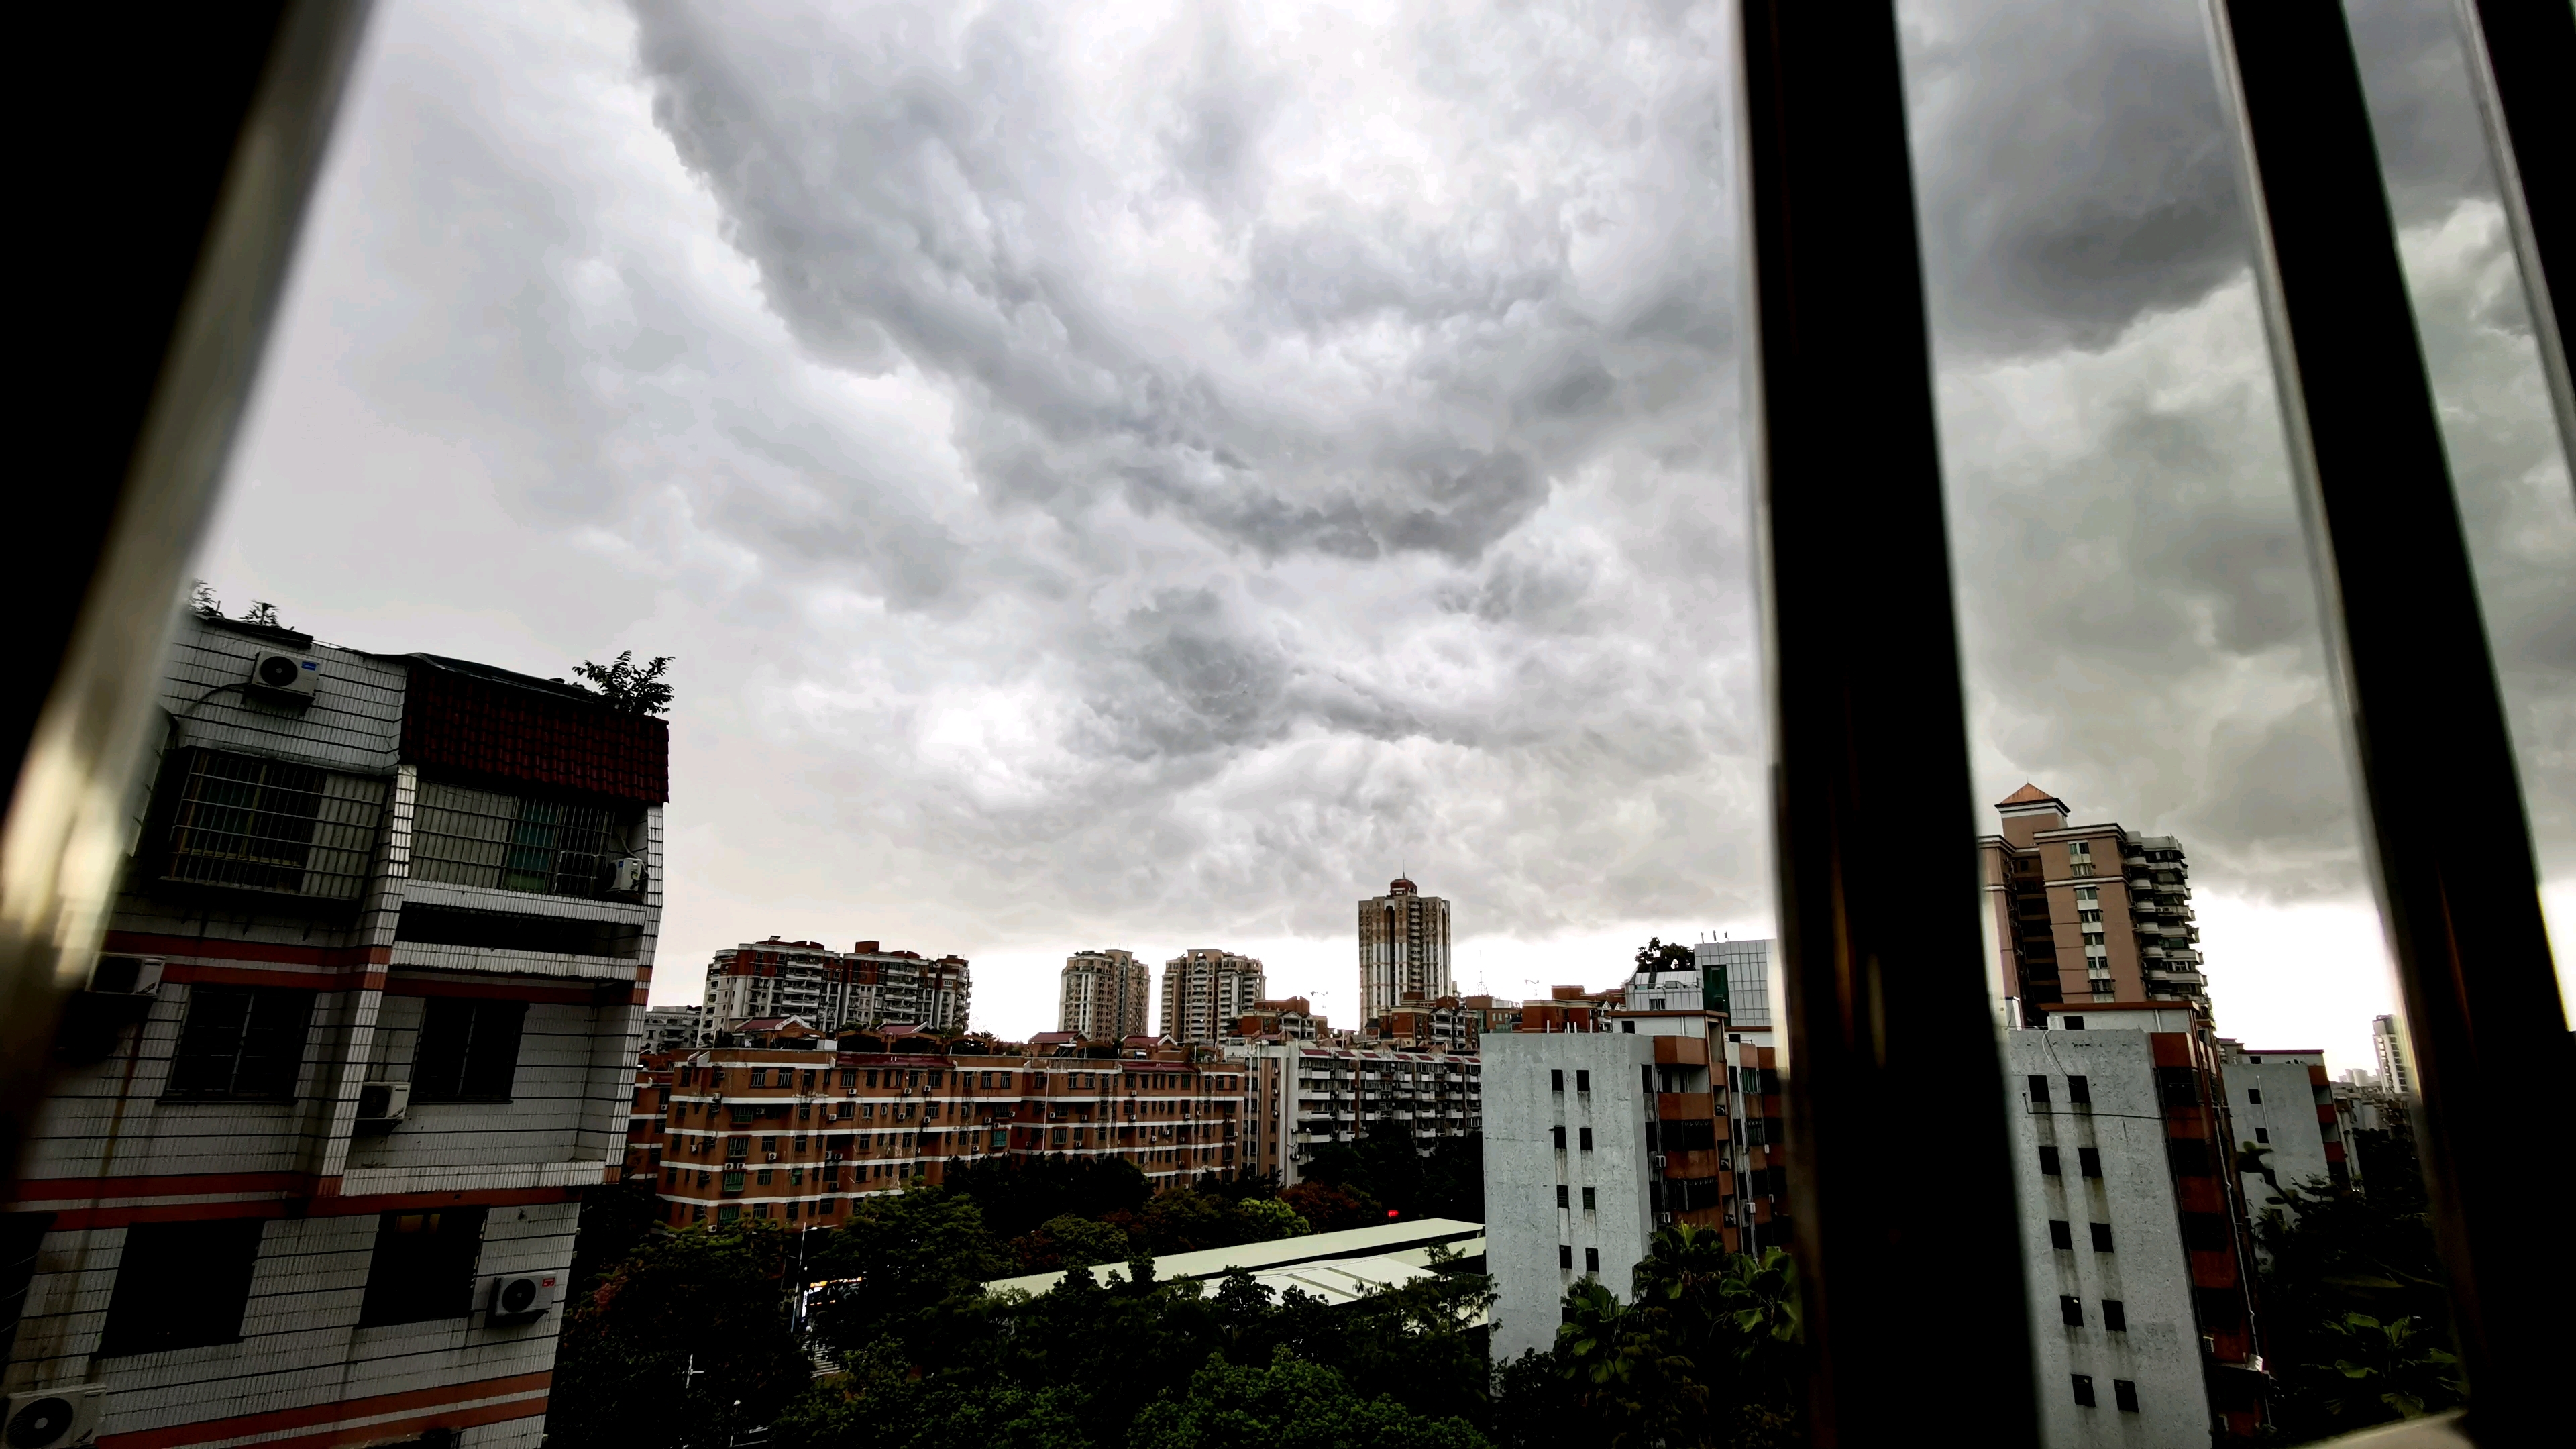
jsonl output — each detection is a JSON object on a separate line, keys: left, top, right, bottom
{"left": 357, "top": 1208, "right": 486, "bottom": 1327}
{"left": 99, "top": 1219, "right": 262, "bottom": 1356}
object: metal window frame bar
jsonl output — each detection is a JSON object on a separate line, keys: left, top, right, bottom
{"left": 2450, "top": 0, "right": 2576, "bottom": 469}
{"left": 2201, "top": 3, "right": 2575, "bottom": 1439}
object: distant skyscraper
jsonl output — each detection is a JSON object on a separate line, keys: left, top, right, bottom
{"left": 1360, "top": 875, "right": 1454, "bottom": 1024}
{"left": 1060, "top": 948, "right": 1151, "bottom": 1040}
{"left": 1978, "top": 784, "right": 2207, "bottom": 1026}
{"left": 2372, "top": 1014, "right": 2415, "bottom": 1095}
{"left": 1161, "top": 948, "right": 1266, "bottom": 1044}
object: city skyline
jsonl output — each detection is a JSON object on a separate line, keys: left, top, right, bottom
{"left": 194, "top": 0, "right": 2568, "bottom": 1103}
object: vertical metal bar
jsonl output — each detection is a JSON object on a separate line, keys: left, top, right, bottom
{"left": 0, "top": 1, "right": 374, "bottom": 1192}
{"left": 2452, "top": 0, "right": 2576, "bottom": 470}
{"left": 2204, "top": 3, "right": 2576, "bottom": 1438}
{"left": 1732, "top": 5, "right": 2039, "bottom": 1444}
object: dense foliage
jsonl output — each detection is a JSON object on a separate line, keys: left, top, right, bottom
{"left": 2257, "top": 1126, "right": 2465, "bottom": 1441}
{"left": 551, "top": 1166, "right": 1807, "bottom": 1449}
{"left": 574, "top": 649, "right": 676, "bottom": 715}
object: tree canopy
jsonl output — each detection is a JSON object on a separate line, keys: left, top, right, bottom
{"left": 574, "top": 649, "right": 676, "bottom": 715}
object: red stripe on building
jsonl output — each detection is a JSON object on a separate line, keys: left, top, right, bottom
{"left": 102, "top": 933, "right": 390, "bottom": 969}
{"left": 96, "top": 1371, "right": 551, "bottom": 1449}
{"left": 383, "top": 977, "right": 610, "bottom": 1005}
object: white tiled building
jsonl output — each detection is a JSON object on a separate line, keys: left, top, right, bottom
{"left": 1226, "top": 1041, "right": 1481, "bottom": 1187}
{"left": 1, "top": 612, "right": 663, "bottom": 1449}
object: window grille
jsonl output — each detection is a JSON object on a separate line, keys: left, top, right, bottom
{"left": 163, "top": 749, "right": 384, "bottom": 900}
{"left": 411, "top": 779, "right": 628, "bottom": 898}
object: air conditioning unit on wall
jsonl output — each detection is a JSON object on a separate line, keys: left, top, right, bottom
{"left": 6, "top": 1386, "right": 107, "bottom": 1449}
{"left": 355, "top": 1081, "right": 411, "bottom": 1130}
{"left": 486, "top": 1272, "right": 558, "bottom": 1323}
{"left": 248, "top": 651, "right": 320, "bottom": 702}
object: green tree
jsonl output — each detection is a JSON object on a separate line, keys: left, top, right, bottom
{"left": 547, "top": 1222, "right": 812, "bottom": 1449}
{"left": 1232, "top": 1196, "right": 1309, "bottom": 1241}
{"left": 1012, "top": 1212, "right": 1136, "bottom": 1271}
{"left": 187, "top": 580, "right": 221, "bottom": 618}
{"left": 1633, "top": 937, "right": 1696, "bottom": 974}
{"left": 807, "top": 1184, "right": 1006, "bottom": 1358}
{"left": 2316, "top": 1313, "right": 2463, "bottom": 1424}
{"left": 1128, "top": 1350, "right": 1491, "bottom": 1449}
{"left": 574, "top": 649, "right": 676, "bottom": 715}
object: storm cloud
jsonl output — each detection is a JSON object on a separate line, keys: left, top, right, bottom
{"left": 203, "top": 0, "right": 2569, "bottom": 1051}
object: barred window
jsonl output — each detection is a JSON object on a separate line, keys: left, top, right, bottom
{"left": 411, "top": 780, "right": 631, "bottom": 898}
{"left": 413, "top": 998, "right": 528, "bottom": 1102}
{"left": 163, "top": 749, "right": 385, "bottom": 900}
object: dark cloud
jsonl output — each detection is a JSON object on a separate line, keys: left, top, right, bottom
{"left": 199, "top": 0, "right": 2567, "bottom": 1049}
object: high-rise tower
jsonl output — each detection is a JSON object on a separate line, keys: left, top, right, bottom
{"left": 1160, "top": 949, "right": 1265, "bottom": 1044}
{"left": 1061, "top": 948, "right": 1152, "bottom": 1040}
{"left": 1978, "top": 784, "right": 2208, "bottom": 1026}
{"left": 1359, "top": 875, "right": 1454, "bottom": 1024}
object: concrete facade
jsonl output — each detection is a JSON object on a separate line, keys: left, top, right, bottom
{"left": 2371, "top": 1015, "right": 2414, "bottom": 1097}
{"left": 1, "top": 614, "right": 663, "bottom": 1449}
{"left": 2215, "top": 1046, "right": 2346, "bottom": 1224}
{"left": 2007, "top": 1008, "right": 2264, "bottom": 1446}
{"left": 1481, "top": 1019, "right": 1726, "bottom": 1364}
{"left": 702, "top": 938, "right": 971, "bottom": 1034}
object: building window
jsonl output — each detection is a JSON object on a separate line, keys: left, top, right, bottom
{"left": 1551, "top": 1070, "right": 1563, "bottom": 1093}
{"left": 2072, "top": 1374, "right": 2097, "bottom": 1409}
{"left": 2065, "top": 1075, "right": 2090, "bottom": 1106}
{"left": 2090, "top": 1222, "right": 2114, "bottom": 1253}
{"left": 2078, "top": 1147, "right": 2102, "bottom": 1179}
{"left": 1555, "top": 1185, "right": 1568, "bottom": 1208}
{"left": 2102, "top": 1299, "right": 2127, "bottom": 1332}
{"left": 411, "top": 779, "right": 632, "bottom": 898}
{"left": 411, "top": 998, "right": 528, "bottom": 1102}
{"left": 1582, "top": 1187, "right": 1597, "bottom": 1210}
{"left": 2059, "top": 1295, "right": 2083, "bottom": 1327}
{"left": 2027, "top": 1075, "right": 2051, "bottom": 1104}
{"left": 166, "top": 986, "right": 315, "bottom": 1100}
{"left": 2038, "top": 1146, "right": 2061, "bottom": 1175}
{"left": 2049, "top": 1220, "right": 2073, "bottom": 1250}
{"left": 357, "top": 1208, "right": 486, "bottom": 1326}
{"left": 1552, "top": 1125, "right": 1566, "bottom": 1149}
{"left": 1584, "top": 1248, "right": 1600, "bottom": 1273}
{"left": 1578, "top": 1128, "right": 1594, "bottom": 1151}
{"left": 1575, "top": 1070, "right": 1591, "bottom": 1093}
{"left": 97, "top": 1220, "right": 262, "bottom": 1356}
{"left": 160, "top": 749, "right": 385, "bottom": 900}
{"left": 2247, "top": 1088, "right": 2263, "bottom": 1105}
{"left": 2255, "top": 1127, "right": 2270, "bottom": 1144}
{"left": 2060, "top": 1016, "right": 2084, "bottom": 1030}
{"left": 1558, "top": 1245, "right": 1572, "bottom": 1269}
{"left": 2113, "top": 1380, "right": 2140, "bottom": 1413}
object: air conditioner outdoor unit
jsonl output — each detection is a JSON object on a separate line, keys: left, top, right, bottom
{"left": 6, "top": 1386, "right": 107, "bottom": 1449}
{"left": 486, "top": 1271, "right": 559, "bottom": 1323}
{"left": 606, "top": 857, "right": 645, "bottom": 894}
{"left": 248, "top": 651, "right": 320, "bottom": 702}
{"left": 354, "top": 1081, "right": 411, "bottom": 1130}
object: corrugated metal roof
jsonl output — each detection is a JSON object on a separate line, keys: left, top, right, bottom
{"left": 982, "top": 1216, "right": 1483, "bottom": 1299}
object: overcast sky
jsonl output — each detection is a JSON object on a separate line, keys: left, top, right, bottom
{"left": 201, "top": 0, "right": 2571, "bottom": 1071}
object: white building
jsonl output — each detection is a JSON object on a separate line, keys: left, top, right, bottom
{"left": 1, "top": 614, "right": 662, "bottom": 1449}
{"left": 640, "top": 1004, "right": 708, "bottom": 1053}
{"left": 702, "top": 937, "right": 971, "bottom": 1034}
{"left": 2371, "top": 1014, "right": 2414, "bottom": 1097}
{"left": 2007, "top": 1010, "right": 2230, "bottom": 1447}
{"left": 1481, "top": 1014, "right": 1727, "bottom": 1364}
{"left": 1690, "top": 936, "right": 1775, "bottom": 1028}
{"left": 1159, "top": 947, "right": 1265, "bottom": 1046}
{"left": 2216, "top": 1043, "right": 2347, "bottom": 1225}
{"left": 1228, "top": 1040, "right": 1481, "bottom": 1186}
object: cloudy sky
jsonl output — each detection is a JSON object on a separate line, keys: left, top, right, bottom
{"left": 200, "top": 0, "right": 2571, "bottom": 1070}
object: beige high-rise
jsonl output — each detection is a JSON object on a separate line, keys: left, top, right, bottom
{"left": 1360, "top": 875, "right": 1454, "bottom": 1025}
{"left": 1978, "top": 784, "right": 2208, "bottom": 1026}
{"left": 1059, "top": 948, "right": 1151, "bottom": 1040}
{"left": 1160, "top": 948, "right": 1266, "bottom": 1044}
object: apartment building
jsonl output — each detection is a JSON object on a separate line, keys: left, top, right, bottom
{"left": 638, "top": 1004, "right": 708, "bottom": 1053}
{"left": 1369, "top": 996, "right": 1482, "bottom": 1053}
{"left": 1482, "top": 1013, "right": 1729, "bottom": 1362}
{"left": 1692, "top": 937, "right": 1774, "bottom": 1028}
{"left": 1982, "top": 786, "right": 2209, "bottom": 1026}
{"left": 653, "top": 1030, "right": 1250, "bottom": 1223}
{"left": 702, "top": 937, "right": 971, "bottom": 1034}
{"left": 2214, "top": 1044, "right": 2349, "bottom": 1223}
{"left": 2006, "top": 1006, "right": 2265, "bottom": 1446}
{"left": 1359, "top": 877, "right": 1454, "bottom": 1024}
{"left": 1059, "top": 949, "right": 1150, "bottom": 1040}
{"left": 1226, "top": 996, "right": 1325, "bottom": 1043}
{"left": 622, "top": 1054, "right": 676, "bottom": 1185}
{"left": 1228, "top": 1042, "right": 1483, "bottom": 1185}
{"left": 2371, "top": 1014, "right": 2414, "bottom": 1097}
{"left": 1158, "top": 948, "right": 1265, "bottom": 1045}
{"left": 1, "top": 612, "right": 663, "bottom": 1449}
